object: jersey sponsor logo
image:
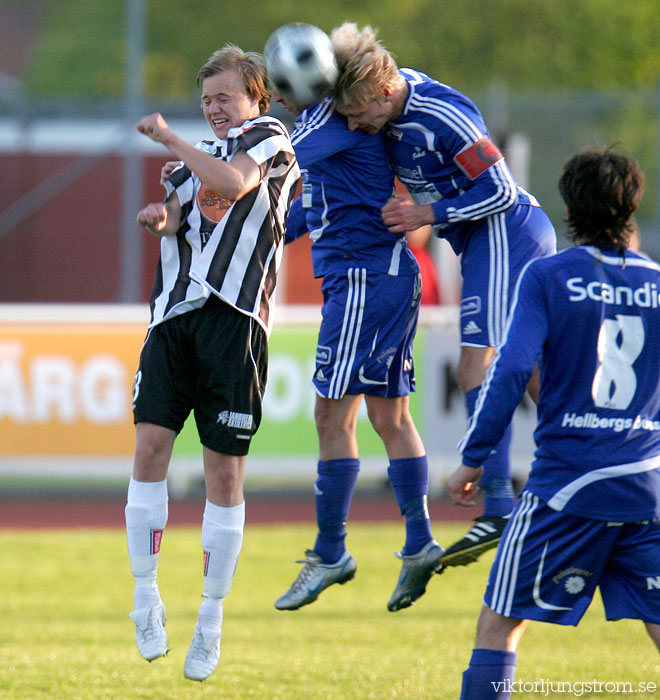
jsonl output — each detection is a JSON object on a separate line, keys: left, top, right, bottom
{"left": 301, "top": 169, "right": 312, "bottom": 208}
{"left": 454, "top": 136, "right": 504, "bottom": 180}
{"left": 393, "top": 163, "right": 424, "bottom": 181}
{"left": 413, "top": 273, "right": 423, "bottom": 303}
{"left": 552, "top": 567, "right": 592, "bottom": 595}
{"left": 561, "top": 411, "right": 660, "bottom": 433}
{"left": 375, "top": 346, "right": 397, "bottom": 365}
{"left": 196, "top": 184, "right": 234, "bottom": 224}
{"left": 316, "top": 345, "right": 332, "bottom": 364}
{"left": 408, "top": 181, "right": 442, "bottom": 205}
{"left": 647, "top": 576, "right": 660, "bottom": 590}
{"left": 463, "top": 320, "right": 482, "bottom": 335}
{"left": 461, "top": 295, "right": 481, "bottom": 316}
{"left": 412, "top": 147, "right": 426, "bottom": 160}
{"left": 216, "top": 410, "right": 254, "bottom": 430}
{"left": 566, "top": 277, "right": 660, "bottom": 308}
{"left": 150, "top": 529, "right": 164, "bottom": 555}
{"left": 562, "top": 576, "right": 586, "bottom": 594}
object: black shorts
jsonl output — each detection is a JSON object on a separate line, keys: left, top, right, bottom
{"left": 132, "top": 296, "right": 268, "bottom": 456}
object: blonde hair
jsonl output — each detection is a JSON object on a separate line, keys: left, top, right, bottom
{"left": 330, "top": 23, "right": 402, "bottom": 106}
{"left": 197, "top": 44, "right": 270, "bottom": 115}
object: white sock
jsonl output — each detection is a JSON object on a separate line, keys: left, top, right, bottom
{"left": 198, "top": 500, "right": 244, "bottom": 631}
{"left": 133, "top": 583, "right": 162, "bottom": 612}
{"left": 197, "top": 597, "right": 224, "bottom": 634}
{"left": 125, "top": 478, "right": 168, "bottom": 609}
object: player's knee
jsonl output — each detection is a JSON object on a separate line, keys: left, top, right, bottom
{"left": 475, "top": 605, "right": 525, "bottom": 651}
{"left": 367, "top": 405, "right": 411, "bottom": 443}
{"left": 314, "top": 402, "right": 357, "bottom": 441}
{"left": 457, "top": 347, "right": 495, "bottom": 393}
{"left": 457, "top": 363, "right": 475, "bottom": 393}
{"left": 526, "top": 365, "right": 541, "bottom": 404}
{"left": 203, "top": 455, "right": 244, "bottom": 503}
{"left": 133, "top": 430, "right": 174, "bottom": 477}
{"left": 645, "top": 622, "right": 660, "bottom": 652}
{"left": 365, "top": 402, "right": 390, "bottom": 437}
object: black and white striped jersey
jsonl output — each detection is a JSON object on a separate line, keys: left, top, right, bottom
{"left": 149, "top": 115, "right": 300, "bottom": 336}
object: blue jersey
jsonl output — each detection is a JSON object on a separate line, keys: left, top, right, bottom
{"left": 386, "top": 69, "right": 538, "bottom": 255}
{"left": 286, "top": 98, "right": 419, "bottom": 278}
{"left": 459, "top": 245, "right": 660, "bottom": 521}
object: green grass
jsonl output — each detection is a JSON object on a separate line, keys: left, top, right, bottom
{"left": 0, "top": 523, "right": 657, "bottom": 699}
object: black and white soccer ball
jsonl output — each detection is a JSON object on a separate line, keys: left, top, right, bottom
{"left": 264, "top": 23, "right": 339, "bottom": 108}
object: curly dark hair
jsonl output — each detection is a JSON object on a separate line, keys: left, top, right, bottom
{"left": 558, "top": 146, "right": 644, "bottom": 252}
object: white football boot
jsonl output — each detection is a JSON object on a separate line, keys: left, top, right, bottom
{"left": 128, "top": 601, "right": 168, "bottom": 661}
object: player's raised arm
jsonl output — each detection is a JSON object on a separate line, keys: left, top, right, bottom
{"left": 137, "top": 113, "right": 261, "bottom": 201}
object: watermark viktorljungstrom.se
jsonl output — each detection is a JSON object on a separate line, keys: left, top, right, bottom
{"left": 492, "top": 679, "right": 657, "bottom": 696}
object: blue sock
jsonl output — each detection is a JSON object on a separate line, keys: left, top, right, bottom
{"left": 313, "top": 459, "right": 359, "bottom": 564}
{"left": 387, "top": 456, "right": 432, "bottom": 556}
{"left": 465, "top": 387, "right": 515, "bottom": 517}
{"left": 460, "top": 648, "right": 517, "bottom": 700}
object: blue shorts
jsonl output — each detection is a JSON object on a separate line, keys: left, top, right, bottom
{"left": 460, "top": 203, "right": 556, "bottom": 347}
{"left": 485, "top": 490, "right": 660, "bottom": 626}
{"left": 313, "top": 268, "right": 421, "bottom": 399}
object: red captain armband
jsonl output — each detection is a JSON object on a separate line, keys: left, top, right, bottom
{"left": 454, "top": 136, "right": 504, "bottom": 180}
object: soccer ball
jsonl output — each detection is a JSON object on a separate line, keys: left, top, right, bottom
{"left": 264, "top": 23, "right": 339, "bottom": 108}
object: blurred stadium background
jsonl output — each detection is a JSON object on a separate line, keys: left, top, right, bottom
{"left": 1, "top": 0, "right": 659, "bottom": 505}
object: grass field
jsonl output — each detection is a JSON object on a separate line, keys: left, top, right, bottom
{"left": 1, "top": 522, "right": 658, "bottom": 699}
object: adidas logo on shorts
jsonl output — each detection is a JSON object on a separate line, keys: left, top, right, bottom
{"left": 463, "top": 320, "right": 482, "bottom": 335}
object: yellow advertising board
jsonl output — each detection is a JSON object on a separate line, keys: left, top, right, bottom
{"left": 0, "top": 313, "right": 145, "bottom": 456}
{"left": 0, "top": 304, "right": 536, "bottom": 484}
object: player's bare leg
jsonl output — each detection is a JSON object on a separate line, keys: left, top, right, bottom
{"left": 316, "top": 393, "right": 363, "bottom": 460}
{"left": 365, "top": 395, "right": 444, "bottom": 611}
{"left": 526, "top": 364, "right": 541, "bottom": 404}
{"left": 275, "top": 395, "right": 361, "bottom": 611}
{"left": 365, "top": 395, "right": 425, "bottom": 459}
{"left": 459, "top": 606, "right": 528, "bottom": 700}
{"left": 457, "top": 345, "right": 496, "bottom": 395}
{"left": 203, "top": 449, "right": 245, "bottom": 506}
{"left": 645, "top": 622, "right": 660, "bottom": 652}
{"left": 313, "top": 394, "right": 363, "bottom": 571}
{"left": 443, "top": 346, "right": 514, "bottom": 568}
{"left": 126, "top": 423, "right": 176, "bottom": 662}
{"left": 474, "top": 605, "right": 528, "bottom": 651}
{"left": 314, "top": 394, "right": 363, "bottom": 572}
{"left": 132, "top": 422, "right": 176, "bottom": 482}
{"left": 185, "top": 451, "right": 246, "bottom": 681}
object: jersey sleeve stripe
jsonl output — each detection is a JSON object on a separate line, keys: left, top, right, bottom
{"left": 446, "top": 161, "right": 518, "bottom": 221}
{"left": 291, "top": 100, "right": 334, "bottom": 145}
{"left": 408, "top": 94, "right": 483, "bottom": 143}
